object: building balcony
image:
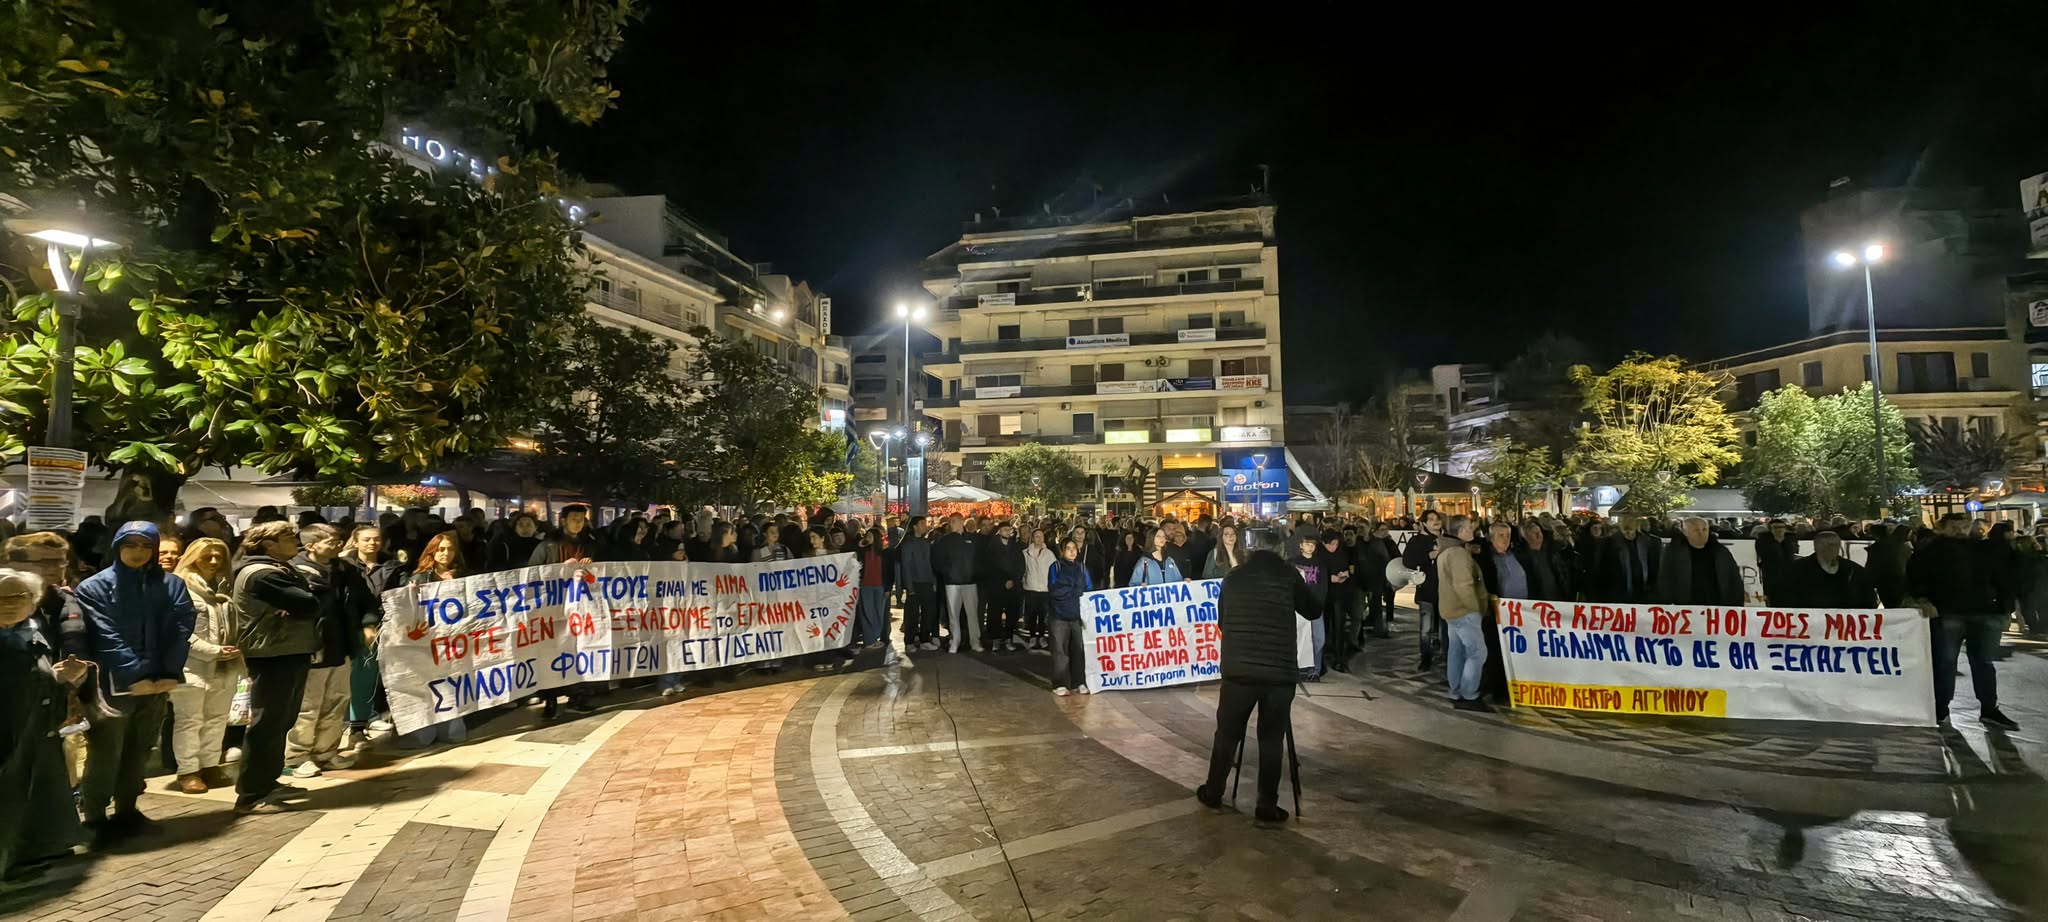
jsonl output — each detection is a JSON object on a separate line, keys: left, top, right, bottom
{"left": 936, "top": 277, "right": 1265, "bottom": 312}
{"left": 940, "top": 426, "right": 1280, "bottom": 454}
{"left": 919, "top": 323, "right": 1267, "bottom": 365}
{"left": 950, "top": 374, "right": 1271, "bottom": 405}
{"left": 922, "top": 231, "right": 1268, "bottom": 276}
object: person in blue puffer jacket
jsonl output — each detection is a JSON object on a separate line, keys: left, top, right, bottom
{"left": 72, "top": 521, "right": 194, "bottom": 838}
{"left": 1047, "top": 540, "right": 1094, "bottom": 696}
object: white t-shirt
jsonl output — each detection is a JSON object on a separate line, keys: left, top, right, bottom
{"left": 1022, "top": 544, "right": 1057, "bottom": 592}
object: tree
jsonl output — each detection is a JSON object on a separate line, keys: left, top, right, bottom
{"left": 529, "top": 317, "right": 690, "bottom": 507}
{"left": 1347, "top": 379, "right": 1447, "bottom": 495}
{"left": 1471, "top": 440, "right": 1557, "bottom": 520}
{"left": 845, "top": 440, "right": 884, "bottom": 500}
{"left": 985, "top": 444, "right": 1087, "bottom": 514}
{"left": 1910, "top": 420, "right": 2027, "bottom": 493}
{"left": 672, "top": 331, "right": 848, "bottom": 511}
{"left": 1567, "top": 354, "right": 1741, "bottom": 518}
{"left": 1742, "top": 384, "right": 1917, "bottom": 517}
{"left": 1496, "top": 333, "right": 1592, "bottom": 466}
{"left": 0, "top": 1, "right": 637, "bottom": 522}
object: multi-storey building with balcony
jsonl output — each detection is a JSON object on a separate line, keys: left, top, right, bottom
{"left": 916, "top": 197, "right": 1293, "bottom": 516}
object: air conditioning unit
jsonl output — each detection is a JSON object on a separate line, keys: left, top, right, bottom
{"left": 1059, "top": 402, "right": 1072, "bottom": 410}
{"left": 1156, "top": 356, "right": 1169, "bottom": 367}
{"left": 1142, "top": 358, "right": 1157, "bottom": 367}
{"left": 1253, "top": 400, "right": 1266, "bottom": 408}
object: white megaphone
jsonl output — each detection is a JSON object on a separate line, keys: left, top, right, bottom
{"left": 1384, "top": 558, "right": 1427, "bottom": 590}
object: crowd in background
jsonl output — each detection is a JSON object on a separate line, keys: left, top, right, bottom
{"left": 4, "top": 496, "right": 2042, "bottom": 883}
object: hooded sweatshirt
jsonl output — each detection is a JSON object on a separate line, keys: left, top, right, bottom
{"left": 72, "top": 521, "right": 195, "bottom": 696}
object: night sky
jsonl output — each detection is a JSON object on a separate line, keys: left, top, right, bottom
{"left": 538, "top": 5, "right": 2048, "bottom": 403}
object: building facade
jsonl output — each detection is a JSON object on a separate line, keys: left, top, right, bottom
{"left": 916, "top": 198, "right": 1287, "bottom": 516}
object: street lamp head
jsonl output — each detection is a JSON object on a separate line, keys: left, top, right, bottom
{"left": 1830, "top": 250, "right": 1858, "bottom": 269}
{"left": 914, "top": 432, "right": 930, "bottom": 447}
{"left": 911, "top": 306, "right": 927, "bottom": 322}
{"left": 26, "top": 228, "right": 120, "bottom": 250}
{"left": 892, "top": 428, "right": 907, "bottom": 440}
{"left": 894, "top": 302, "right": 909, "bottom": 318}
{"left": 770, "top": 308, "right": 786, "bottom": 322}
{"left": 1862, "top": 243, "right": 1886, "bottom": 263}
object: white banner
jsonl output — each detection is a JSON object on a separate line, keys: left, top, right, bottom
{"left": 1495, "top": 597, "right": 1934, "bottom": 726}
{"left": 376, "top": 555, "right": 860, "bottom": 733}
{"left": 1217, "top": 374, "right": 1268, "bottom": 390}
{"left": 1096, "top": 379, "right": 1163, "bottom": 395}
{"left": 1067, "top": 333, "right": 1130, "bottom": 349}
{"left": 1177, "top": 327, "right": 1217, "bottom": 343}
{"left": 972, "top": 385, "right": 1021, "bottom": 399}
{"left": 978, "top": 292, "right": 1017, "bottom": 308}
{"left": 24, "top": 446, "right": 88, "bottom": 530}
{"left": 1082, "top": 578, "right": 1315, "bottom": 692}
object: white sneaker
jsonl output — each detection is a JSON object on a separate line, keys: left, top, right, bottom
{"left": 971, "top": 643, "right": 984, "bottom": 653}
{"left": 1076, "top": 686, "right": 1092, "bottom": 695}
{"left": 223, "top": 746, "right": 243, "bottom": 764}
{"left": 369, "top": 717, "right": 394, "bottom": 733}
{"left": 290, "top": 761, "right": 322, "bottom": 779}
{"left": 920, "top": 641, "right": 938, "bottom": 652}
{"left": 948, "top": 641, "right": 960, "bottom": 653}
{"left": 1053, "top": 687, "right": 1070, "bottom": 697}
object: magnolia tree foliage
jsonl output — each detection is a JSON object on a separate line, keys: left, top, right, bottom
{"left": 1742, "top": 383, "right": 1917, "bottom": 517}
{"left": 0, "top": 0, "right": 637, "bottom": 515}
{"left": 673, "top": 331, "right": 849, "bottom": 511}
{"left": 1567, "top": 354, "right": 1742, "bottom": 518}
{"left": 984, "top": 443, "right": 1087, "bottom": 512}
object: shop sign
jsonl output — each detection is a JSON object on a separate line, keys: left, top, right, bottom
{"left": 1067, "top": 333, "right": 1131, "bottom": 349}
{"left": 1216, "top": 374, "right": 1269, "bottom": 390}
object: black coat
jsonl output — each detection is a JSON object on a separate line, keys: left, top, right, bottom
{"left": 1754, "top": 533, "right": 1799, "bottom": 603}
{"left": 931, "top": 531, "right": 980, "bottom": 585}
{"left": 1781, "top": 557, "right": 1878, "bottom": 609}
{"left": 1218, "top": 551, "right": 1319, "bottom": 685}
{"left": 1654, "top": 540, "right": 1744, "bottom": 607}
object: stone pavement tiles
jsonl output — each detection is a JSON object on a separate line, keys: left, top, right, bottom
{"left": 0, "top": 792, "right": 320, "bottom": 922}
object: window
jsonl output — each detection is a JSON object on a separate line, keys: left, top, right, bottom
{"left": 1970, "top": 416, "right": 1999, "bottom": 436}
{"left": 1185, "top": 313, "right": 1214, "bottom": 329}
{"left": 998, "top": 414, "right": 1024, "bottom": 435}
{"left": 973, "top": 374, "right": 1022, "bottom": 389}
{"left": 1221, "top": 406, "right": 1248, "bottom": 426}
{"left": 1098, "top": 317, "right": 1125, "bottom": 335}
{"left": 852, "top": 379, "right": 886, "bottom": 395}
{"left": 619, "top": 284, "right": 641, "bottom": 307}
{"left": 2033, "top": 361, "right": 2048, "bottom": 391}
{"left": 1219, "top": 267, "right": 1243, "bottom": 281}
{"left": 594, "top": 278, "right": 612, "bottom": 296}
{"left": 1219, "top": 310, "right": 1247, "bottom": 329}
{"left": 1971, "top": 352, "right": 1991, "bottom": 378}
{"left": 1070, "top": 365, "right": 1094, "bottom": 385}
{"left": 1896, "top": 352, "right": 1958, "bottom": 393}
{"left": 1068, "top": 319, "right": 1094, "bottom": 336}
{"left": 1734, "top": 369, "right": 1780, "bottom": 408}
{"left": 1072, "top": 413, "right": 1095, "bottom": 435}
{"left": 1220, "top": 356, "right": 1272, "bottom": 377}
{"left": 1801, "top": 361, "right": 1822, "bottom": 388}
{"left": 1098, "top": 363, "right": 1124, "bottom": 382}
{"left": 976, "top": 414, "right": 1000, "bottom": 435}
{"left": 685, "top": 308, "right": 702, "bottom": 325}
{"left": 1177, "top": 269, "right": 1211, "bottom": 284}
{"left": 996, "top": 281, "right": 1021, "bottom": 294}
{"left": 854, "top": 354, "right": 885, "bottom": 365}
{"left": 1188, "top": 359, "right": 1214, "bottom": 378}
{"left": 997, "top": 324, "right": 1021, "bottom": 341}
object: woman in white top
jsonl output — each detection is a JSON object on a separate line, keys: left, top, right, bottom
{"left": 168, "top": 537, "right": 240, "bottom": 794}
{"left": 1020, "top": 528, "right": 1059, "bottom": 651}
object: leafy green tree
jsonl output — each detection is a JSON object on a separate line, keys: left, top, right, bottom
{"left": 1909, "top": 419, "right": 2027, "bottom": 493}
{"left": 0, "top": 0, "right": 637, "bottom": 521}
{"left": 984, "top": 444, "right": 1087, "bottom": 514}
{"left": 674, "top": 331, "right": 848, "bottom": 511}
{"left": 1742, "top": 384, "right": 1916, "bottom": 517}
{"left": 1567, "top": 354, "right": 1741, "bottom": 518}
{"left": 529, "top": 317, "right": 689, "bottom": 507}
{"left": 845, "top": 439, "right": 884, "bottom": 500}
{"left": 1471, "top": 440, "right": 1557, "bottom": 520}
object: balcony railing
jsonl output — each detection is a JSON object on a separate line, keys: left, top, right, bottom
{"left": 923, "top": 231, "right": 1268, "bottom": 275}
{"left": 922, "top": 324, "right": 1267, "bottom": 363}
{"left": 939, "top": 277, "right": 1263, "bottom": 312}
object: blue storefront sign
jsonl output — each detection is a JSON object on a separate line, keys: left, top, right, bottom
{"left": 1220, "top": 449, "right": 1287, "bottom": 503}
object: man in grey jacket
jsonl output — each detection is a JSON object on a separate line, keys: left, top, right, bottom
{"left": 898, "top": 517, "right": 938, "bottom": 650}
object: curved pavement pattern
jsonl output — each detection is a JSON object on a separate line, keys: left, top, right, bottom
{"left": 7, "top": 615, "right": 2047, "bottom": 922}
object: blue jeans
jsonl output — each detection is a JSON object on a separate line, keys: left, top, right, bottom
{"left": 1445, "top": 614, "right": 1487, "bottom": 701}
{"left": 1934, "top": 613, "right": 2004, "bottom": 716}
{"left": 1310, "top": 614, "right": 1327, "bottom": 676}
{"left": 859, "top": 587, "right": 887, "bottom": 646}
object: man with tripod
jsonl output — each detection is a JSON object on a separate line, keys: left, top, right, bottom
{"left": 1197, "top": 530, "right": 1318, "bottom": 823}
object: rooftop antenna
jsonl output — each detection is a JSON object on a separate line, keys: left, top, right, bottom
{"left": 1258, "top": 163, "right": 1270, "bottom": 193}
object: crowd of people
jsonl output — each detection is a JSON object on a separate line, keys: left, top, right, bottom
{"left": 3, "top": 496, "right": 2039, "bottom": 878}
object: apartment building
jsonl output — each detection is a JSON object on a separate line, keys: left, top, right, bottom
{"left": 917, "top": 197, "right": 1289, "bottom": 515}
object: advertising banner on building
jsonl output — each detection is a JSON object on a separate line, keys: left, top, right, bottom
{"left": 2023, "top": 171, "right": 2048, "bottom": 257}
{"left": 1067, "top": 333, "right": 1131, "bottom": 349}
{"left": 377, "top": 556, "right": 860, "bottom": 733}
{"left": 1494, "top": 597, "right": 1933, "bottom": 726}
{"left": 1164, "top": 377, "right": 1215, "bottom": 391}
{"left": 1177, "top": 327, "right": 1217, "bottom": 343}
{"left": 1217, "top": 374, "right": 1269, "bottom": 390}
{"left": 978, "top": 292, "right": 1017, "bottom": 308}
{"left": 1219, "top": 448, "right": 1287, "bottom": 503}
{"left": 1096, "top": 380, "right": 1163, "bottom": 395}
{"left": 1218, "top": 426, "right": 1271, "bottom": 442}
{"left": 973, "top": 386, "right": 1021, "bottom": 399}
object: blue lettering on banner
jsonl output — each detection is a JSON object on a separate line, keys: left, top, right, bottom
{"left": 757, "top": 563, "right": 843, "bottom": 592}
{"left": 428, "top": 658, "right": 538, "bottom": 712}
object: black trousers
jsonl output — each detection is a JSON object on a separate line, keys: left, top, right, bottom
{"left": 1365, "top": 583, "right": 1394, "bottom": 635}
{"left": 1203, "top": 681, "right": 1295, "bottom": 810}
{"left": 1022, "top": 590, "right": 1050, "bottom": 636}
{"left": 981, "top": 582, "right": 1019, "bottom": 641}
{"left": 907, "top": 582, "right": 940, "bottom": 643}
{"left": 237, "top": 654, "right": 311, "bottom": 804}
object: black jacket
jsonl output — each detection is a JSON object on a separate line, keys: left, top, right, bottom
{"left": 1596, "top": 532, "right": 1661, "bottom": 603}
{"left": 978, "top": 535, "right": 1025, "bottom": 585}
{"left": 232, "top": 555, "right": 324, "bottom": 659}
{"left": 1910, "top": 536, "right": 2013, "bottom": 615}
{"left": 1781, "top": 557, "right": 1878, "bottom": 609}
{"left": 931, "top": 531, "right": 979, "bottom": 585}
{"left": 1654, "top": 540, "right": 1744, "bottom": 607}
{"left": 1754, "top": 532, "right": 1799, "bottom": 603}
{"left": 1401, "top": 532, "right": 1439, "bottom": 605}
{"left": 1218, "top": 551, "right": 1319, "bottom": 685}
{"left": 1865, "top": 536, "right": 1912, "bottom": 607}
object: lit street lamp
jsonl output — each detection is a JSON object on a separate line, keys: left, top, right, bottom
{"left": 1831, "top": 242, "right": 1890, "bottom": 509}
{"left": 6, "top": 213, "right": 123, "bottom": 449}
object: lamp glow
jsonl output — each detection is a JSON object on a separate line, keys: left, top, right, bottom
{"left": 1862, "top": 243, "right": 1885, "bottom": 263}
{"left": 1831, "top": 251, "right": 1857, "bottom": 268}
{"left": 911, "top": 306, "right": 927, "bottom": 322}
{"left": 895, "top": 302, "right": 909, "bottom": 318}
{"left": 28, "top": 228, "right": 120, "bottom": 250}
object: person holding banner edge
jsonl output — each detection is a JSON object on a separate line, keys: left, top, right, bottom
{"left": 1047, "top": 540, "right": 1092, "bottom": 696}
{"left": 1197, "top": 529, "right": 1319, "bottom": 823}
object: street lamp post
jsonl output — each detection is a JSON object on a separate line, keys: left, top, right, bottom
{"left": 1832, "top": 243, "right": 1891, "bottom": 510}
{"left": 1250, "top": 453, "right": 1269, "bottom": 519}
{"left": 6, "top": 218, "right": 122, "bottom": 449}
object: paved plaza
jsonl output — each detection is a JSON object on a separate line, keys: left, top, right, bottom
{"left": 6, "top": 603, "right": 2048, "bottom": 922}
